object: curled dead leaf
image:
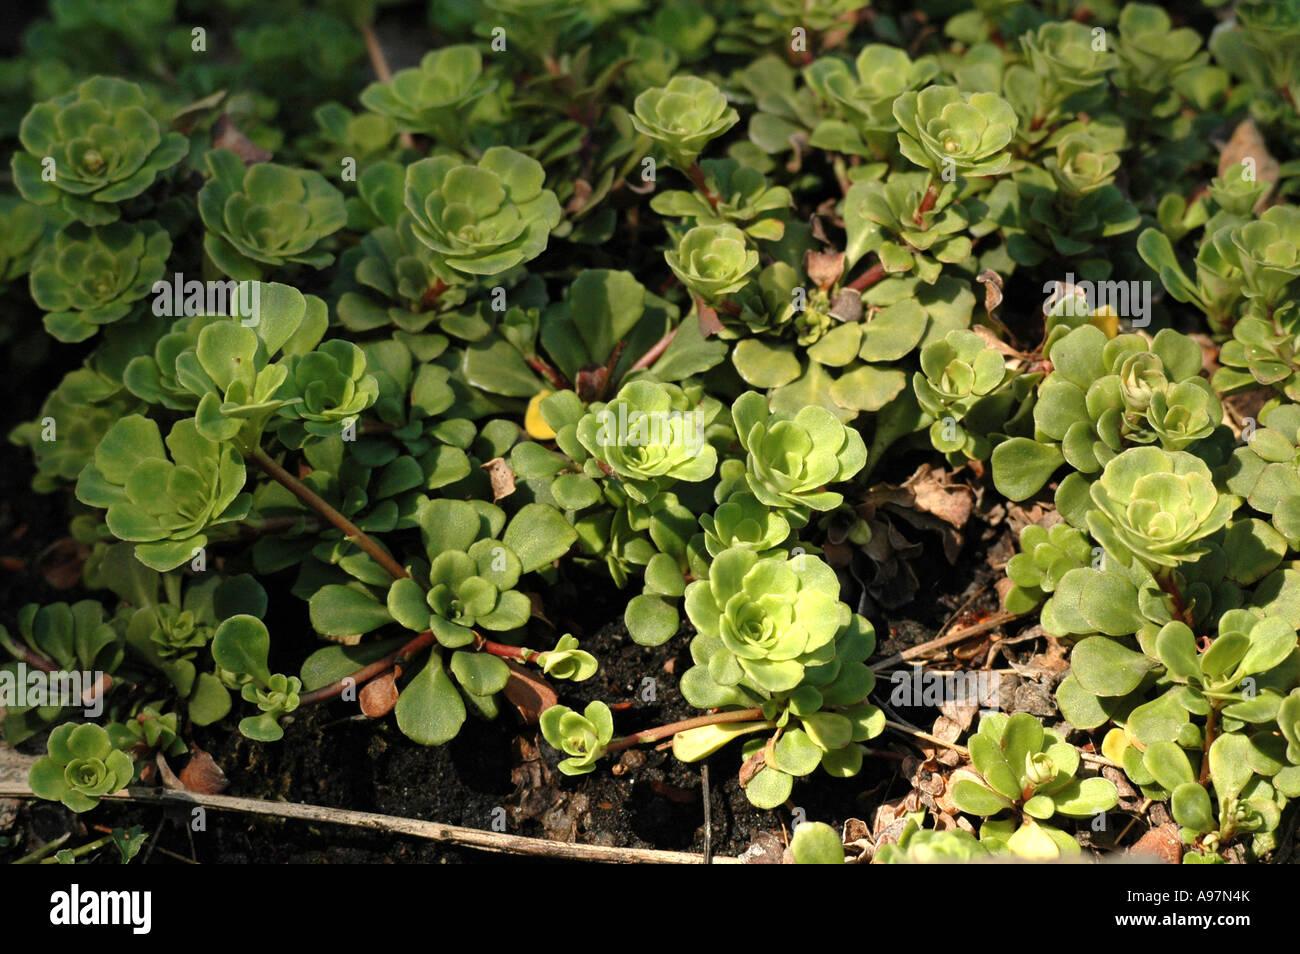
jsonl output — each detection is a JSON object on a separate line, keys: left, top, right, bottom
{"left": 502, "top": 662, "right": 557, "bottom": 723}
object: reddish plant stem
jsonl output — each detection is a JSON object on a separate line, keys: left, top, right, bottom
{"left": 912, "top": 181, "right": 939, "bottom": 226}
{"left": 1198, "top": 704, "right": 1219, "bottom": 786}
{"left": 630, "top": 326, "right": 679, "bottom": 372}
{"left": 685, "top": 163, "right": 720, "bottom": 210}
{"left": 300, "top": 631, "right": 434, "bottom": 706}
{"left": 420, "top": 279, "right": 448, "bottom": 311}
{"left": 846, "top": 261, "right": 886, "bottom": 292}
{"left": 7, "top": 643, "right": 56, "bottom": 673}
{"left": 526, "top": 355, "right": 572, "bottom": 391}
{"left": 360, "top": 22, "right": 416, "bottom": 151}
{"left": 250, "top": 448, "right": 409, "bottom": 582}
{"left": 604, "top": 707, "right": 767, "bottom": 754}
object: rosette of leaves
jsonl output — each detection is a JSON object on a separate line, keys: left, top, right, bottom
{"left": 698, "top": 491, "right": 791, "bottom": 558}
{"left": 0, "top": 196, "right": 61, "bottom": 283}
{"left": 1225, "top": 403, "right": 1300, "bottom": 544}
{"left": 211, "top": 615, "right": 299, "bottom": 742}
{"left": 893, "top": 85, "right": 1018, "bottom": 179}
{"left": 630, "top": 75, "right": 738, "bottom": 169}
{"left": 363, "top": 497, "right": 575, "bottom": 648}
{"left": 1213, "top": 307, "right": 1300, "bottom": 400}
{"left": 1113, "top": 3, "right": 1214, "bottom": 119}
{"left": 11, "top": 367, "right": 140, "bottom": 492}
{"left": 732, "top": 390, "right": 866, "bottom": 519}
{"left": 649, "top": 159, "right": 789, "bottom": 241}
{"left": 1086, "top": 446, "right": 1239, "bottom": 571}
{"left": 404, "top": 147, "right": 562, "bottom": 276}
{"left": 75, "top": 415, "right": 251, "bottom": 572}
{"left": 12, "top": 75, "right": 188, "bottom": 224}
{"left": 664, "top": 223, "right": 758, "bottom": 302}
{"left": 992, "top": 326, "right": 1224, "bottom": 501}
{"left": 949, "top": 712, "right": 1118, "bottom": 859}
{"left": 480, "top": 0, "right": 586, "bottom": 60}
{"left": 29, "top": 220, "right": 171, "bottom": 342}
{"left": 683, "top": 548, "right": 846, "bottom": 694}
{"left": 804, "top": 45, "right": 939, "bottom": 155}
{"left": 28, "top": 723, "right": 134, "bottom": 812}
{"left": 873, "top": 816, "right": 993, "bottom": 864}
{"left": 359, "top": 45, "right": 492, "bottom": 143}
{"left": 843, "top": 173, "right": 973, "bottom": 284}
{"left": 575, "top": 379, "right": 720, "bottom": 503}
{"left": 1016, "top": 20, "right": 1116, "bottom": 127}
{"left": 108, "top": 706, "right": 186, "bottom": 760}
{"left": 1006, "top": 128, "right": 1140, "bottom": 276}
{"left": 128, "top": 283, "right": 328, "bottom": 445}
{"left": 273, "top": 340, "right": 380, "bottom": 446}
{"left": 539, "top": 701, "right": 614, "bottom": 775}
{"left": 0, "top": 600, "right": 124, "bottom": 745}
{"left": 536, "top": 635, "right": 598, "bottom": 681}
{"left": 912, "top": 329, "right": 1013, "bottom": 462}
{"left": 337, "top": 161, "right": 468, "bottom": 335}
{"left": 198, "top": 149, "right": 347, "bottom": 280}
{"left": 1210, "top": 205, "right": 1300, "bottom": 307}
{"left": 1002, "top": 521, "right": 1093, "bottom": 615}
{"left": 673, "top": 609, "right": 883, "bottom": 807}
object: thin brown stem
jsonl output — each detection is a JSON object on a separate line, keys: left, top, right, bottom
{"left": 605, "top": 707, "right": 767, "bottom": 754}
{"left": 685, "top": 163, "right": 720, "bottom": 210}
{"left": 630, "top": 326, "right": 678, "bottom": 373}
{"left": 300, "top": 631, "right": 434, "bottom": 706}
{"left": 870, "top": 612, "right": 1018, "bottom": 672}
{"left": 360, "top": 21, "right": 416, "bottom": 151}
{"left": 846, "top": 261, "right": 886, "bottom": 292}
{"left": 250, "top": 447, "right": 408, "bottom": 581}
{"left": 1198, "top": 704, "right": 1219, "bottom": 786}
{"left": 525, "top": 354, "right": 571, "bottom": 391}
{"left": 912, "top": 181, "right": 938, "bottom": 226}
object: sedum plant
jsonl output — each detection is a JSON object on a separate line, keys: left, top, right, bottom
{"left": 949, "top": 713, "right": 1118, "bottom": 859}
{"left": 29, "top": 723, "right": 134, "bottom": 813}
{"left": 12, "top": 76, "right": 187, "bottom": 224}
{"left": 29, "top": 220, "right": 170, "bottom": 342}
{"left": 5, "top": 0, "right": 1300, "bottom": 868}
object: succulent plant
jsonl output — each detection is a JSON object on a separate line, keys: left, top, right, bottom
{"left": 1211, "top": 205, "right": 1300, "bottom": 307}
{"left": 1086, "top": 446, "right": 1239, "bottom": 571}
{"left": 75, "top": 415, "right": 251, "bottom": 571}
{"left": 404, "top": 147, "right": 561, "bottom": 276}
{"left": 683, "top": 548, "right": 847, "bottom": 694}
{"left": 539, "top": 701, "right": 614, "bottom": 775}
{"left": 732, "top": 390, "right": 866, "bottom": 517}
{"left": 949, "top": 712, "right": 1118, "bottom": 859}
{"left": 893, "top": 85, "right": 1018, "bottom": 179}
{"left": 873, "top": 816, "right": 992, "bottom": 863}
{"left": 359, "top": 45, "right": 491, "bottom": 142}
{"left": 12, "top": 76, "right": 187, "bottom": 224}
{"left": 575, "top": 380, "right": 719, "bottom": 503}
{"left": 664, "top": 223, "right": 759, "bottom": 302}
{"left": 273, "top": 340, "right": 380, "bottom": 445}
{"left": 913, "top": 329, "right": 1011, "bottom": 461}
{"left": 1003, "top": 521, "right": 1094, "bottom": 615}
{"left": 198, "top": 149, "right": 347, "bottom": 280}
{"left": 29, "top": 220, "right": 171, "bottom": 342}
{"left": 631, "top": 75, "right": 738, "bottom": 169}
{"left": 29, "top": 723, "right": 134, "bottom": 812}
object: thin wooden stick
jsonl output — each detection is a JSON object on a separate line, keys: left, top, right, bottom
{"left": 360, "top": 21, "right": 416, "bottom": 151}
{"left": 0, "top": 782, "right": 737, "bottom": 864}
{"left": 870, "top": 612, "right": 1018, "bottom": 673}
